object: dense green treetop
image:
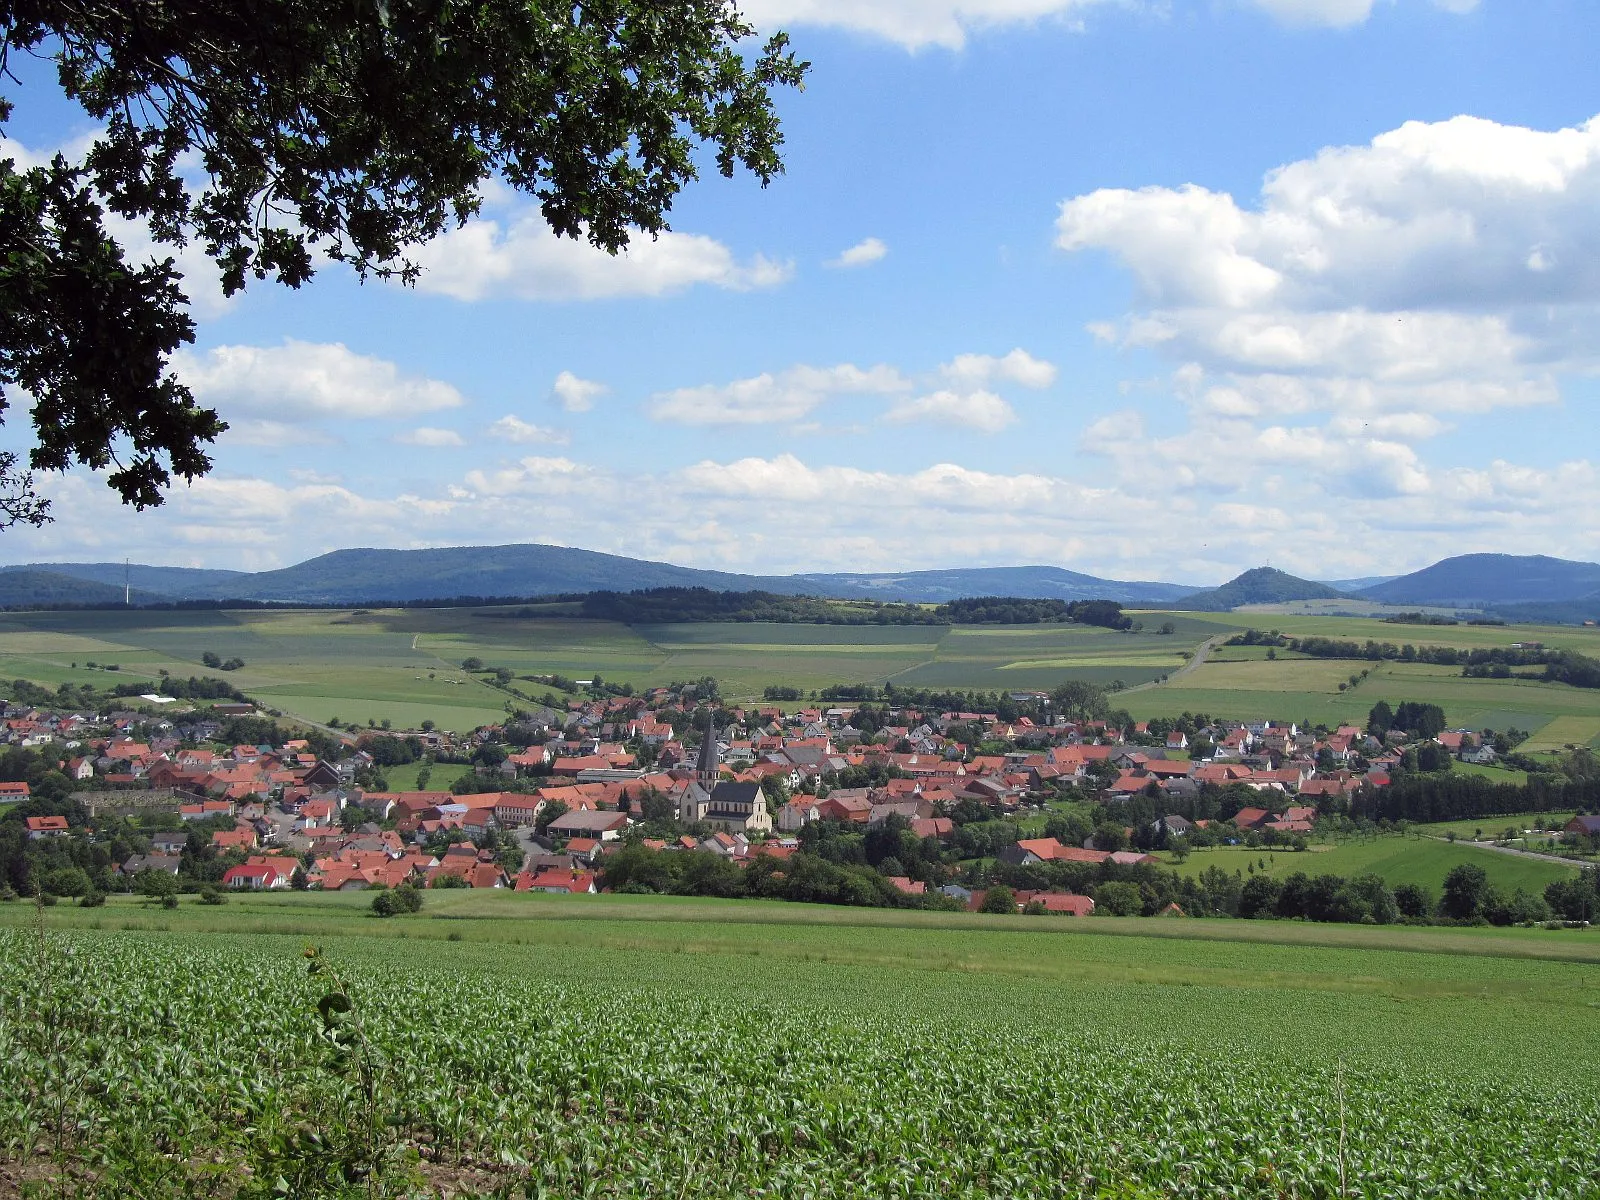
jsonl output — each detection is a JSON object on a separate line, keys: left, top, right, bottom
{"left": 0, "top": 0, "right": 806, "bottom": 522}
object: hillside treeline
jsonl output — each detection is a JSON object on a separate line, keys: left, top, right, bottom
{"left": 574, "top": 588, "right": 1138, "bottom": 627}
{"left": 1229, "top": 630, "right": 1600, "bottom": 690}
{"left": 1349, "top": 772, "right": 1600, "bottom": 824}
{"left": 580, "top": 588, "right": 941, "bottom": 624}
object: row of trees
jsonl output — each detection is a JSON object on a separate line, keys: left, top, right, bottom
{"left": 1232, "top": 863, "right": 1552, "bottom": 925}
{"left": 1233, "top": 631, "right": 1600, "bottom": 693}
{"left": 599, "top": 844, "right": 949, "bottom": 909}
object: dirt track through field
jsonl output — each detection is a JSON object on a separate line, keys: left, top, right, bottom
{"left": 1125, "top": 634, "right": 1225, "bottom": 693}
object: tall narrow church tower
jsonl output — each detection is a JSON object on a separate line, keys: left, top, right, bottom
{"left": 695, "top": 713, "right": 720, "bottom": 791}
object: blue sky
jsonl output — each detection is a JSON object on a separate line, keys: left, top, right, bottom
{"left": 4, "top": 0, "right": 1599, "bottom": 584}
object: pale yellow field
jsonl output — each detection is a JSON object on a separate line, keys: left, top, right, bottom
{"left": 1520, "top": 715, "right": 1600, "bottom": 752}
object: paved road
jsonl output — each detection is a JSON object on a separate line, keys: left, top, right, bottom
{"left": 1125, "top": 634, "right": 1225, "bottom": 694}
{"left": 1429, "top": 835, "right": 1596, "bottom": 869}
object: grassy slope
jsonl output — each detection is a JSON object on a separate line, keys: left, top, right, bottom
{"left": 1164, "top": 835, "right": 1578, "bottom": 894}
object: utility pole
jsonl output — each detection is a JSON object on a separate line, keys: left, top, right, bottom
{"left": 124, "top": 557, "right": 130, "bottom": 607}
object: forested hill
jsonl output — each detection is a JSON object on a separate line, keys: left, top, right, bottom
{"left": 1167, "top": 568, "right": 1347, "bottom": 612}
{"left": 1359, "top": 554, "right": 1600, "bottom": 607}
{"left": 0, "top": 544, "right": 1199, "bottom": 607}
{"left": 0, "top": 562, "right": 246, "bottom": 598}
{"left": 0, "top": 569, "right": 167, "bottom": 609}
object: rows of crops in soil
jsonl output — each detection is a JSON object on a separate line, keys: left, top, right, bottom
{"left": 4, "top": 913, "right": 1599, "bottom": 1198}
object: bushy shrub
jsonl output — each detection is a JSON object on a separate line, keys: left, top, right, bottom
{"left": 372, "top": 884, "right": 424, "bottom": 917}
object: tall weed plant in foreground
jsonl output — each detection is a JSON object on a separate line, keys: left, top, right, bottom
{"left": 0, "top": 914, "right": 425, "bottom": 1198}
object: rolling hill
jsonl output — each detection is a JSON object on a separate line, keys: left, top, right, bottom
{"left": 0, "top": 545, "right": 1202, "bottom": 607}
{"left": 1167, "top": 567, "right": 1347, "bottom": 612}
{"left": 7, "top": 545, "right": 1598, "bottom": 616}
{"left": 793, "top": 566, "right": 1196, "bottom": 604}
{"left": 0, "top": 561, "right": 248, "bottom": 599}
{"left": 0, "top": 569, "right": 167, "bottom": 608}
{"left": 1360, "top": 554, "right": 1600, "bottom": 608}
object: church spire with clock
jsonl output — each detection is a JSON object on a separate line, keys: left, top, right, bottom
{"left": 695, "top": 712, "right": 720, "bottom": 791}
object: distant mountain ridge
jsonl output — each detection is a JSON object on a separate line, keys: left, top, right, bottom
{"left": 0, "top": 562, "right": 247, "bottom": 599}
{"left": 1357, "top": 554, "right": 1600, "bottom": 607}
{"left": 7, "top": 546, "right": 1600, "bottom": 620}
{"left": 0, "top": 544, "right": 1202, "bottom": 608}
{"left": 792, "top": 567, "right": 1196, "bottom": 605}
{"left": 0, "top": 569, "right": 168, "bottom": 608}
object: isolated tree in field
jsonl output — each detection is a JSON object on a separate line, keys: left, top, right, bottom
{"left": 1440, "top": 863, "right": 1489, "bottom": 921}
{"left": 0, "top": 1, "right": 807, "bottom": 525}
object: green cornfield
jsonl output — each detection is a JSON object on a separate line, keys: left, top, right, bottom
{"left": 3, "top": 915, "right": 1599, "bottom": 1198}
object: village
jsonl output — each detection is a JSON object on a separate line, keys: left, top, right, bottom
{"left": 8, "top": 676, "right": 1585, "bottom": 921}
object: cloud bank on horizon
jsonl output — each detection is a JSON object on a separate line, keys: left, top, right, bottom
{"left": 7, "top": 0, "right": 1595, "bottom": 587}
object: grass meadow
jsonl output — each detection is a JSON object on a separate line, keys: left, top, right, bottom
{"left": 1162, "top": 834, "right": 1580, "bottom": 895}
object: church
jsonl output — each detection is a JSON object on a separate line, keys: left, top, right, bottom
{"left": 677, "top": 718, "right": 774, "bottom": 835}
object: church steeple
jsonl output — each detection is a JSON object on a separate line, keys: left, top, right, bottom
{"left": 695, "top": 711, "right": 720, "bottom": 790}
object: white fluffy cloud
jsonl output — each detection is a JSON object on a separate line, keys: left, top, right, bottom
{"left": 461, "top": 456, "right": 606, "bottom": 499}
{"left": 651, "top": 349, "right": 1055, "bottom": 428}
{"left": 740, "top": 0, "right": 1106, "bottom": 49}
{"left": 487, "top": 416, "right": 569, "bottom": 445}
{"left": 885, "top": 389, "right": 1017, "bottom": 431}
{"left": 15, "top": 435, "right": 1600, "bottom": 585}
{"left": 1059, "top": 111, "right": 1600, "bottom": 382}
{"left": 740, "top": 0, "right": 1473, "bottom": 48}
{"left": 175, "top": 341, "right": 465, "bottom": 421}
{"left": 940, "top": 348, "right": 1058, "bottom": 389}
{"left": 1248, "top": 0, "right": 1478, "bottom": 27}
{"left": 1047, "top": 107, "right": 1600, "bottom": 568}
{"left": 827, "top": 237, "right": 888, "bottom": 268}
{"left": 551, "top": 371, "right": 607, "bottom": 412}
{"left": 408, "top": 210, "right": 791, "bottom": 302}
{"left": 650, "top": 363, "right": 909, "bottom": 425}
{"left": 1057, "top": 110, "right": 1600, "bottom": 436}
{"left": 395, "top": 427, "right": 466, "bottom": 447}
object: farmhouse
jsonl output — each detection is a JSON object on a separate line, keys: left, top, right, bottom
{"left": 25, "top": 815, "right": 69, "bottom": 839}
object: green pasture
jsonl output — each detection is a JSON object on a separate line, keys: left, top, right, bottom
{"left": 1164, "top": 835, "right": 1578, "bottom": 895}
{"left": 1159, "top": 609, "right": 1600, "bottom": 652}
{"left": 1124, "top": 652, "right": 1600, "bottom": 742}
{"left": 1416, "top": 812, "right": 1578, "bottom": 841}
{"left": 1451, "top": 760, "right": 1531, "bottom": 785}
{"left": 380, "top": 759, "right": 473, "bottom": 791}
{"left": 1520, "top": 713, "right": 1600, "bottom": 752}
